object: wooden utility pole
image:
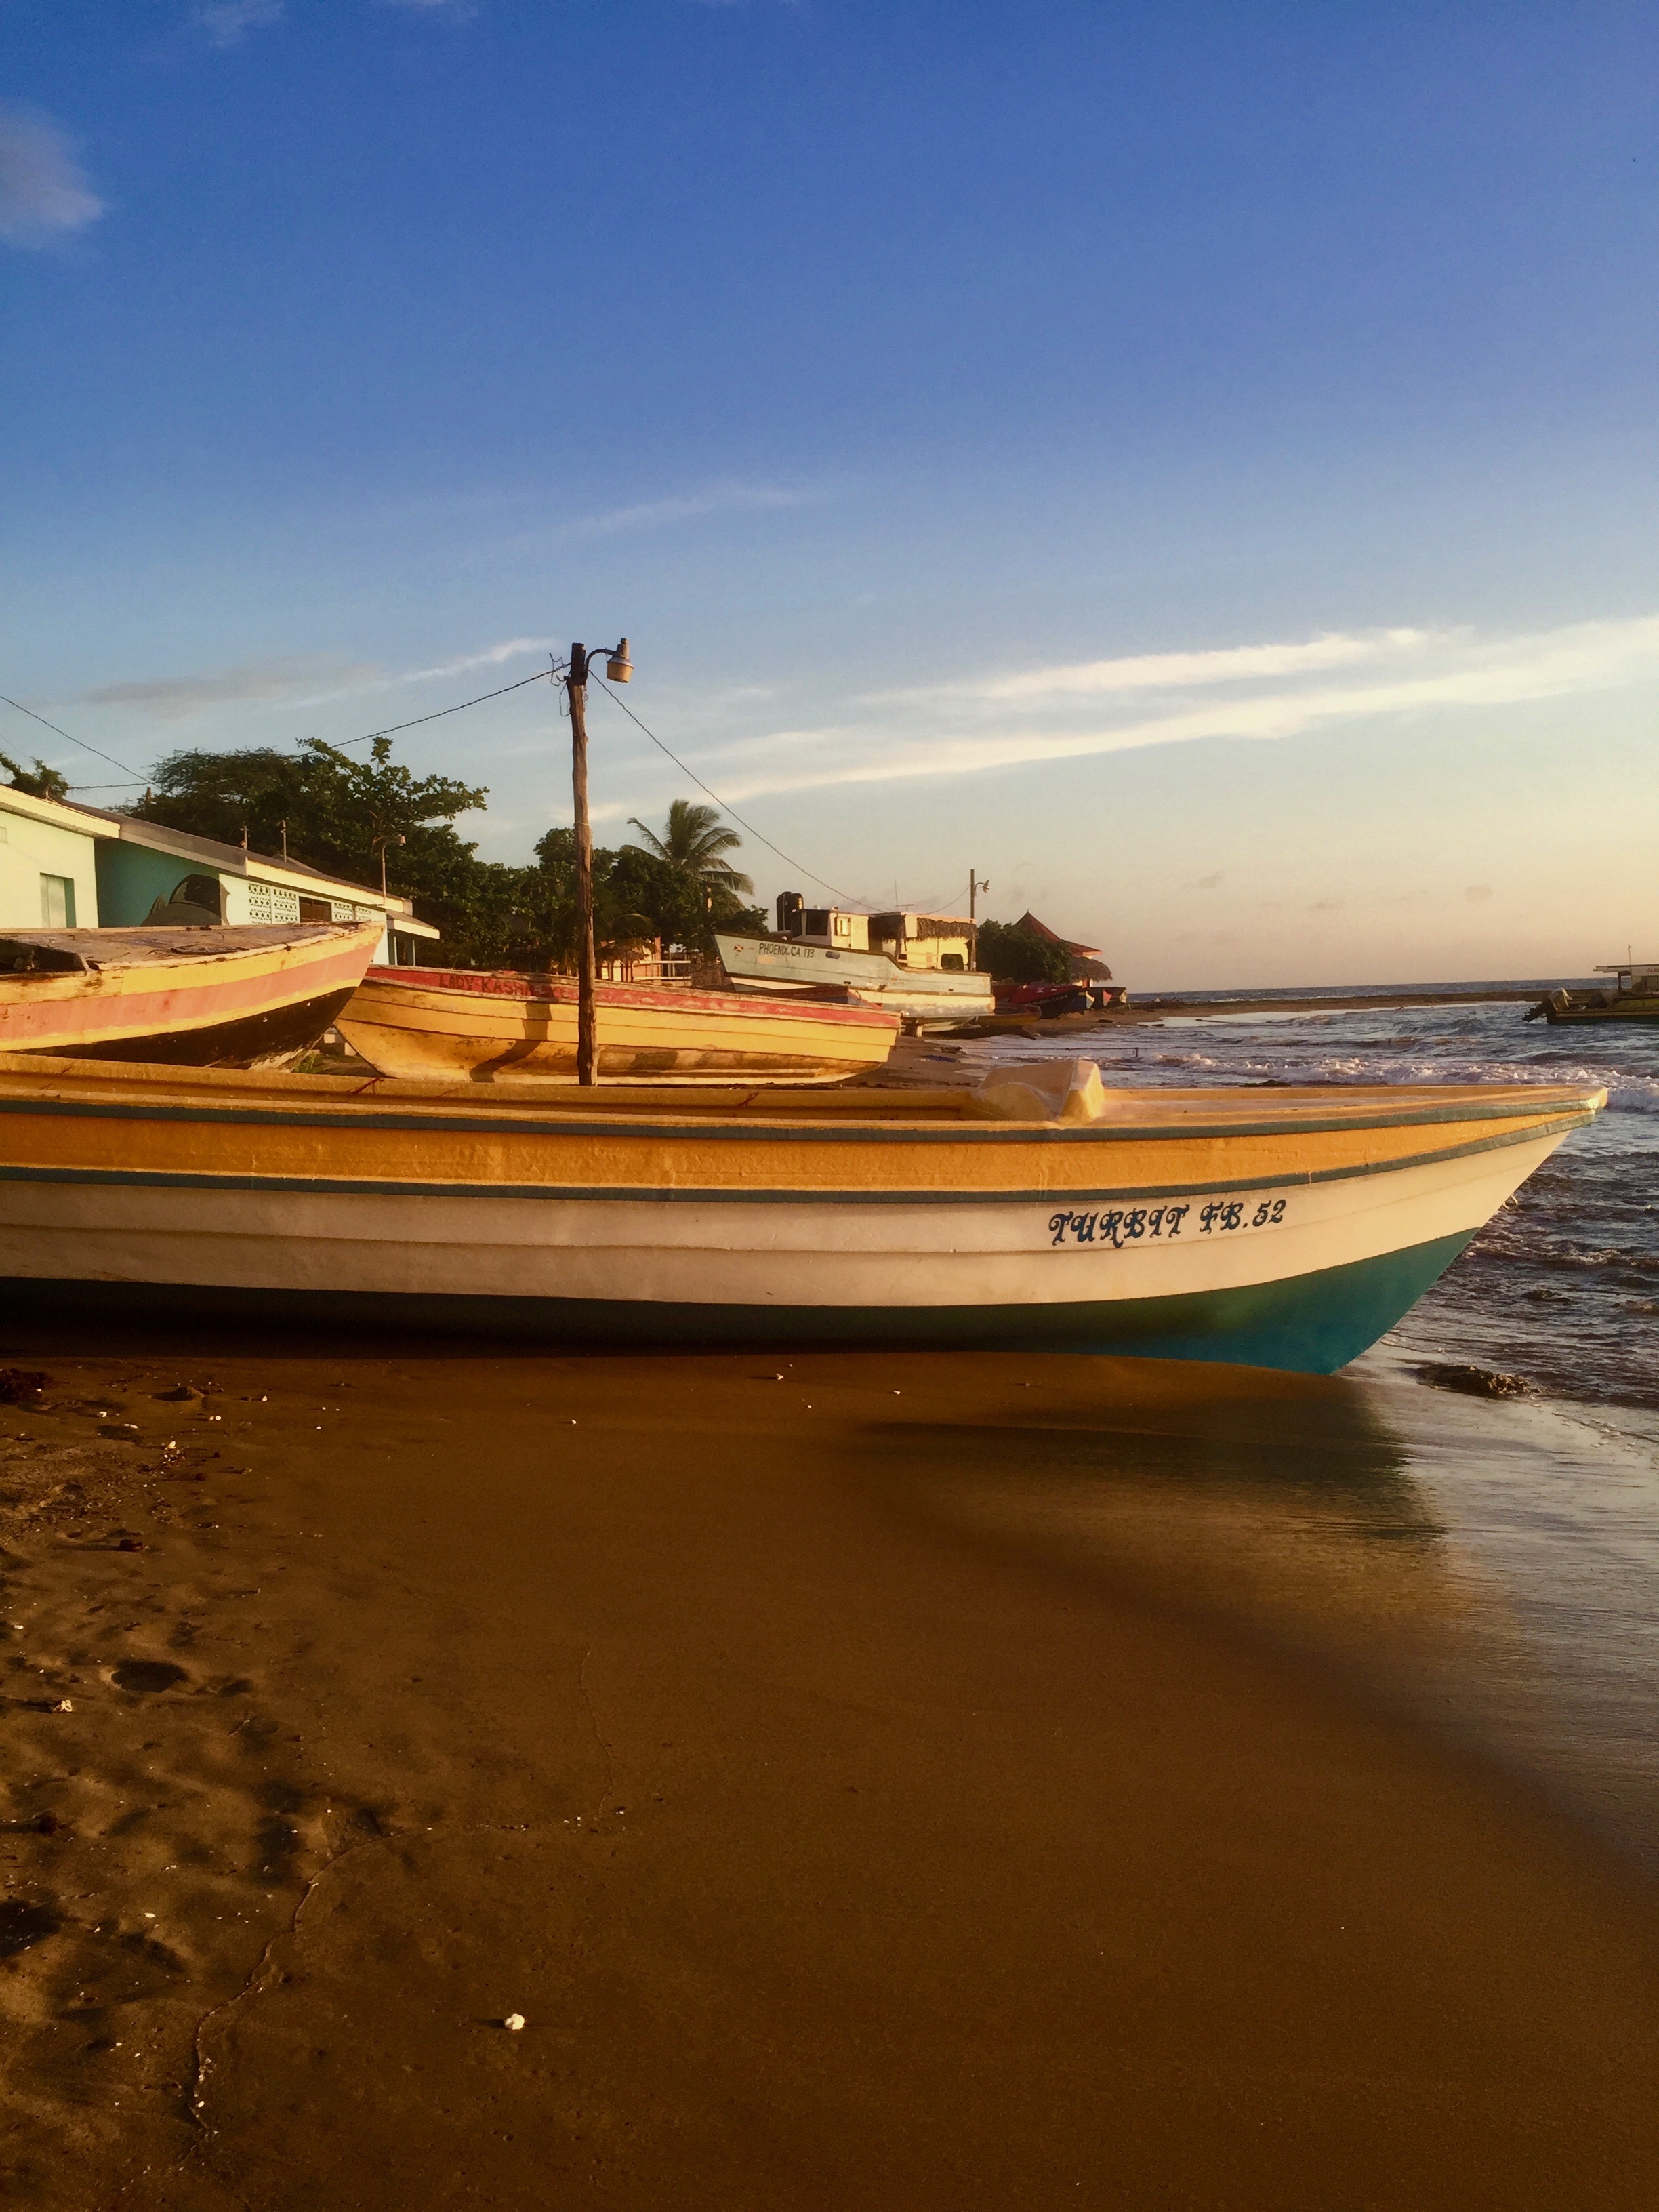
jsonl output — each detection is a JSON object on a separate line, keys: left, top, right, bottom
{"left": 567, "top": 642, "right": 598, "bottom": 1087}
{"left": 563, "top": 636, "right": 632, "bottom": 1087}
{"left": 968, "top": 867, "right": 988, "bottom": 968}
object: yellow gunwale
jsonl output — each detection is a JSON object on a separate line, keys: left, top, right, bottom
{"left": 0, "top": 1055, "right": 1605, "bottom": 1203}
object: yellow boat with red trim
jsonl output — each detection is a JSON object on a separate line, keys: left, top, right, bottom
{"left": 0, "top": 922, "right": 382, "bottom": 1068}
{"left": 336, "top": 965, "right": 899, "bottom": 1082}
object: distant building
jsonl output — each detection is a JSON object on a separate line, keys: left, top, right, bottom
{"left": 0, "top": 785, "right": 438, "bottom": 963}
{"left": 773, "top": 894, "right": 977, "bottom": 972}
{"left": 1012, "top": 911, "right": 1113, "bottom": 984}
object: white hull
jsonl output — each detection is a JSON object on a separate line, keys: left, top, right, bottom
{"left": 0, "top": 1133, "right": 1555, "bottom": 1311}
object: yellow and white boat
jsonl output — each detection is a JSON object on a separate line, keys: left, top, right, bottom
{"left": 0, "top": 922, "right": 382, "bottom": 1068}
{"left": 0, "top": 1054, "right": 1602, "bottom": 1372}
{"left": 335, "top": 966, "right": 899, "bottom": 1082}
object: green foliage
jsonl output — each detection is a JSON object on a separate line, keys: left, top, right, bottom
{"left": 130, "top": 736, "right": 514, "bottom": 962}
{"left": 624, "top": 799, "right": 755, "bottom": 898}
{"left": 124, "top": 741, "right": 765, "bottom": 971}
{"left": 975, "top": 918, "right": 1073, "bottom": 985}
{"left": 1, "top": 754, "right": 70, "bottom": 802}
{"left": 530, "top": 829, "right": 762, "bottom": 965}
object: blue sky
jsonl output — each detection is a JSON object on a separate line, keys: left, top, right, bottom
{"left": 3, "top": 0, "right": 1656, "bottom": 984}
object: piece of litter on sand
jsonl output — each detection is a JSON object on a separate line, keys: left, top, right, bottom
{"left": 49, "top": 1698, "right": 73, "bottom": 1714}
{"left": 503, "top": 2013, "right": 526, "bottom": 2032}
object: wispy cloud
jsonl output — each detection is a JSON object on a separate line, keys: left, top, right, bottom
{"left": 560, "top": 482, "right": 816, "bottom": 539}
{"left": 83, "top": 639, "right": 555, "bottom": 726}
{"left": 194, "top": 0, "right": 285, "bottom": 44}
{"left": 282, "top": 637, "right": 553, "bottom": 708}
{"left": 684, "top": 612, "right": 1659, "bottom": 806}
{"left": 870, "top": 628, "right": 1435, "bottom": 706}
{"left": 85, "top": 658, "right": 380, "bottom": 721}
{"left": 0, "top": 106, "right": 104, "bottom": 248}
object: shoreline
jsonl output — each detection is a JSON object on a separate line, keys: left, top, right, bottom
{"left": 2, "top": 1335, "right": 1657, "bottom": 2207}
{"left": 943, "top": 985, "right": 1551, "bottom": 1040}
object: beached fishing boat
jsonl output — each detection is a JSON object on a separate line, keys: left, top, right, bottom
{"left": 0, "top": 922, "right": 382, "bottom": 1067}
{"left": 0, "top": 1053, "right": 1602, "bottom": 1372}
{"left": 335, "top": 967, "right": 900, "bottom": 1081}
{"left": 1527, "top": 961, "right": 1659, "bottom": 1025}
{"left": 718, "top": 898, "right": 996, "bottom": 1023}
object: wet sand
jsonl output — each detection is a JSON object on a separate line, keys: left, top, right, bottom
{"left": 1, "top": 1341, "right": 1657, "bottom": 2209}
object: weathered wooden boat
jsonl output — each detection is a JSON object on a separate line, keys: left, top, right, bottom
{"left": 335, "top": 967, "right": 900, "bottom": 1082}
{"left": 0, "top": 1053, "right": 1602, "bottom": 1372}
{"left": 0, "top": 922, "right": 382, "bottom": 1067}
{"left": 1527, "top": 961, "right": 1659, "bottom": 1025}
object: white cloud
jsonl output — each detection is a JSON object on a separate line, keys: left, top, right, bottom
{"left": 0, "top": 107, "right": 104, "bottom": 247}
{"left": 872, "top": 628, "right": 1435, "bottom": 706}
{"left": 282, "top": 637, "right": 554, "bottom": 708}
{"left": 560, "top": 483, "right": 815, "bottom": 539}
{"left": 195, "top": 0, "right": 285, "bottom": 43}
{"left": 680, "top": 611, "right": 1659, "bottom": 806}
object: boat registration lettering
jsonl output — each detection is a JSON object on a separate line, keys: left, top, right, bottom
{"left": 1048, "top": 1196, "right": 1286, "bottom": 1248}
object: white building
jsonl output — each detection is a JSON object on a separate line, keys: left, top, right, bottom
{"left": 0, "top": 785, "right": 438, "bottom": 964}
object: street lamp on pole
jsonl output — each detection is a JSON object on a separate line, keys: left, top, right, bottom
{"left": 565, "top": 636, "right": 632, "bottom": 1087}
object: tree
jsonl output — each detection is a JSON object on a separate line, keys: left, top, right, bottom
{"left": 117, "top": 742, "right": 766, "bottom": 973}
{"left": 129, "top": 736, "right": 510, "bottom": 960}
{"left": 1, "top": 754, "right": 70, "bottom": 802}
{"left": 623, "top": 799, "right": 754, "bottom": 898}
{"left": 975, "top": 918, "right": 1073, "bottom": 986}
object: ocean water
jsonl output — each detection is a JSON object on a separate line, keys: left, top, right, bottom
{"left": 968, "top": 993, "right": 1659, "bottom": 1865}
{"left": 974, "top": 993, "right": 1659, "bottom": 1434}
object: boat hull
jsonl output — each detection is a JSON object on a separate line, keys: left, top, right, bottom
{"left": 0, "top": 924, "right": 382, "bottom": 1068}
{"left": 336, "top": 968, "right": 899, "bottom": 1082}
{"left": 0, "top": 1060, "right": 1600, "bottom": 1372}
{"left": 716, "top": 934, "right": 996, "bottom": 1021}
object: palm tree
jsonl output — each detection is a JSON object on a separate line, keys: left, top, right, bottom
{"left": 624, "top": 798, "right": 754, "bottom": 897}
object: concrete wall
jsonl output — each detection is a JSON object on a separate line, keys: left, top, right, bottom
{"left": 0, "top": 803, "right": 100, "bottom": 930}
{"left": 94, "top": 839, "right": 200, "bottom": 924}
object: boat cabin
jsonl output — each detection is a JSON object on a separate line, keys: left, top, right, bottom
{"left": 774, "top": 892, "right": 977, "bottom": 973}
{"left": 1594, "top": 961, "right": 1659, "bottom": 1000}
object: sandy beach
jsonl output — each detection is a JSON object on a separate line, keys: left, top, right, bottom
{"left": 1, "top": 1334, "right": 1656, "bottom": 2209}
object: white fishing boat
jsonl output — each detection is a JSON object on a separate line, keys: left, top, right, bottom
{"left": 718, "top": 896, "right": 994, "bottom": 1022}
{"left": 0, "top": 1052, "right": 1603, "bottom": 1374}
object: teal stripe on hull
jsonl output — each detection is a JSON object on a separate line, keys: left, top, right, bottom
{"left": 0, "top": 1230, "right": 1474, "bottom": 1374}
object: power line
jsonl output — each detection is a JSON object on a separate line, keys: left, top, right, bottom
{"left": 325, "top": 668, "right": 554, "bottom": 748}
{"left": 0, "top": 692, "right": 147, "bottom": 782}
{"left": 591, "top": 673, "right": 875, "bottom": 910}
{"left": 4, "top": 667, "right": 556, "bottom": 797}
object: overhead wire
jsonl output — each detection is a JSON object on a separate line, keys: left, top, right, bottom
{"left": 591, "top": 672, "right": 875, "bottom": 910}
{"left": 324, "top": 668, "right": 554, "bottom": 748}
{"left": 0, "top": 691, "right": 148, "bottom": 783}
{"left": 5, "top": 664, "right": 901, "bottom": 915}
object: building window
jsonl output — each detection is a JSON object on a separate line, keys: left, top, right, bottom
{"left": 39, "top": 875, "right": 75, "bottom": 928}
{"left": 298, "top": 896, "right": 332, "bottom": 923}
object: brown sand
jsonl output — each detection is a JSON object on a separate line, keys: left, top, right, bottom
{"left": 1, "top": 1340, "right": 1656, "bottom": 2210}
